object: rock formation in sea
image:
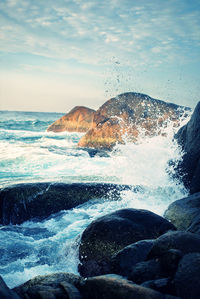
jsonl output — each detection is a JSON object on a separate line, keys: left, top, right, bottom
{"left": 0, "top": 182, "right": 132, "bottom": 225}
{"left": 175, "top": 101, "right": 200, "bottom": 194}
{"left": 47, "top": 106, "right": 95, "bottom": 133}
{"left": 78, "top": 92, "right": 190, "bottom": 149}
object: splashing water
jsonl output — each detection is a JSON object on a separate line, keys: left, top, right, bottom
{"left": 0, "top": 110, "right": 190, "bottom": 288}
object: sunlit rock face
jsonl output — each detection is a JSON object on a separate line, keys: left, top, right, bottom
{"left": 47, "top": 106, "right": 95, "bottom": 133}
{"left": 78, "top": 92, "right": 189, "bottom": 150}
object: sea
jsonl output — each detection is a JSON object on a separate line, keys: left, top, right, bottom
{"left": 0, "top": 109, "right": 190, "bottom": 288}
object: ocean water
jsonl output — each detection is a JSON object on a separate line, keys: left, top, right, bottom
{"left": 0, "top": 110, "right": 190, "bottom": 288}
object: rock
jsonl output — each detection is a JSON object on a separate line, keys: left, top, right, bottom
{"left": 187, "top": 214, "right": 200, "bottom": 234}
{"left": 111, "top": 239, "right": 155, "bottom": 276}
{"left": 79, "top": 274, "right": 165, "bottom": 299}
{"left": 0, "top": 276, "right": 20, "bottom": 299}
{"left": 78, "top": 92, "right": 189, "bottom": 149}
{"left": 172, "top": 253, "right": 200, "bottom": 299}
{"left": 148, "top": 231, "right": 200, "bottom": 259}
{"left": 47, "top": 106, "right": 95, "bottom": 133}
{"left": 0, "top": 182, "right": 131, "bottom": 225}
{"left": 78, "top": 208, "right": 176, "bottom": 277}
{"left": 13, "top": 272, "right": 83, "bottom": 299}
{"left": 175, "top": 101, "right": 200, "bottom": 194}
{"left": 164, "top": 192, "right": 200, "bottom": 232}
{"left": 128, "top": 259, "right": 163, "bottom": 284}
{"left": 142, "top": 278, "right": 172, "bottom": 295}
{"left": 158, "top": 249, "right": 183, "bottom": 276}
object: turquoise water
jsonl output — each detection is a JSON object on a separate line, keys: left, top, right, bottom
{"left": 0, "top": 110, "right": 189, "bottom": 288}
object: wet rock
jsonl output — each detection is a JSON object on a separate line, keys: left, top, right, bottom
{"left": 0, "top": 276, "right": 20, "bottom": 299}
{"left": 78, "top": 92, "right": 189, "bottom": 149}
{"left": 111, "top": 239, "right": 154, "bottom": 276}
{"left": 175, "top": 101, "right": 200, "bottom": 194}
{"left": 79, "top": 208, "right": 176, "bottom": 277}
{"left": 158, "top": 249, "right": 183, "bottom": 276}
{"left": 172, "top": 253, "right": 200, "bottom": 299}
{"left": 0, "top": 182, "right": 131, "bottom": 225}
{"left": 164, "top": 192, "right": 200, "bottom": 233}
{"left": 47, "top": 106, "right": 95, "bottom": 133}
{"left": 13, "top": 272, "right": 83, "bottom": 299}
{"left": 148, "top": 231, "right": 200, "bottom": 259}
{"left": 79, "top": 274, "right": 165, "bottom": 299}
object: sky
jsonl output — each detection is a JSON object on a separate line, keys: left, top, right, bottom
{"left": 0, "top": 0, "right": 200, "bottom": 112}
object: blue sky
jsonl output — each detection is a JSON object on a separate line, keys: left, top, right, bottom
{"left": 0, "top": 0, "right": 200, "bottom": 112}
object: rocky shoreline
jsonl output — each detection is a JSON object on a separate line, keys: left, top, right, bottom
{"left": 0, "top": 99, "right": 200, "bottom": 298}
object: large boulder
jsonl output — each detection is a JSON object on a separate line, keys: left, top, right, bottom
{"left": 0, "top": 182, "right": 131, "bottom": 225}
{"left": 164, "top": 192, "right": 200, "bottom": 233}
{"left": 175, "top": 101, "right": 200, "bottom": 194}
{"left": 78, "top": 208, "right": 176, "bottom": 277}
{"left": 78, "top": 92, "right": 189, "bottom": 149}
{"left": 13, "top": 272, "right": 83, "bottom": 299}
{"left": 47, "top": 106, "right": 95, "bottom": 133}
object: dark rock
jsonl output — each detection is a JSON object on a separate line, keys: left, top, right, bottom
{"left": 13, "top": 272, "right": 83, "bottom": 299}
{"left": 142, "top": 278, "right": 172, "bottom": 295}
{"left": 159, "top": 249, "right": 183, "bottom": 276}
{"left": 175, "top": 101, "right": 200, "bottom": 194}
{"left": 148, "top": 231, "right": 200, "bottom": 259}
{"left": 79, "top": 208, "right": 176, "bottom": 277}
{"left": 0, "top": 276, "right": 20, "bottom": 299}
{"left": 187, "top": 214, "right": 200, "bottom": 234}
{"left": 128, "top": 259, "right": 163, "bottom": 284}
{"left": 47, "top": 106, "right": 95, "bottom": 133}
{"left": 164, "top": 192, "right": 200, "bottom": 233}
{"left": 0, "top": 182, "right": 131, "bottom": 225}
{"left": 172, "top": 253, "right": 200, "bottom": 299}
{"left": 111, "top": 239, "right": 154, "bottom": 276}
{"left": 80, "top": 274, "right": 165, "bottom": 299}
{"left": 78, "top": 92, "right": 190, "bottom": 149}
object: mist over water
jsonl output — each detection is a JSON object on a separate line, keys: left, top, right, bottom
{"left": 0, "top": 110, "right": 190, "bottom": 288}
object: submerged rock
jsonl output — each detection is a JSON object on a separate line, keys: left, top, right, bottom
{"left": 0, "top": 182, "right": 131, "bottom": 225}
{"left": 78, "top": 208, "right": 176, "bottom": 277}
{"left": 164, "top": 192, "right": 200, "bottom": 233}
{"left": 47, "top": 106, "right": 95, "bottom": 133}
{"left": 78, "top": 92, "right": 189, "bottom": 149}
{"left": 175, "top": 101, "right": 200, "bottom": 194}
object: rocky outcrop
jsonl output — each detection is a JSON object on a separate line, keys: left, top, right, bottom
{"left": 78, "top": 92, "right": 190, "bottom": 149}
{"left": 175, "top": 101, "right": 200, "bottom": 194}
{"left": 47, "top": 106, "right": 95, "bottom": 133}
{"left": 164, "top": 192, "right": 200, "bottom": 233}
{"left": 78, "top": 208, "right": 176, "bottom": 277}
{"left": 0, "top": 276, "right": 20, "bottom": 299}
{"left": 0, "top": 182, "right": 132, "bottom": 225}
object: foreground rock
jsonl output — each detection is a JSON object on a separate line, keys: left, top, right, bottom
{"left": 78, "top": 92, "right": 189, "bottom": 149}
{"left": 172, "top": 253, "right": 200, "bottom": 299}
{"left": 0, "top": 182, "right": 131, "bottom": 225}
{"left": 0, "top": 276, "right": 20, "bottom": 299}
{"left": 175, "top": 101, "right": 200, "bottom": 194}
{"left": 79, "top": 274, "right": 167, "bottom": 299}
{"left": 79, "top": 208, "right": 176, "bottom": 277}
{"left": 164, "top": 192, "right": 200, "bottom": 233}
{"left": 47, "top": 106, "right": 95, "bottom": 133}
{"left": 13, "top": 272, "right": 83, "bottom": 299}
